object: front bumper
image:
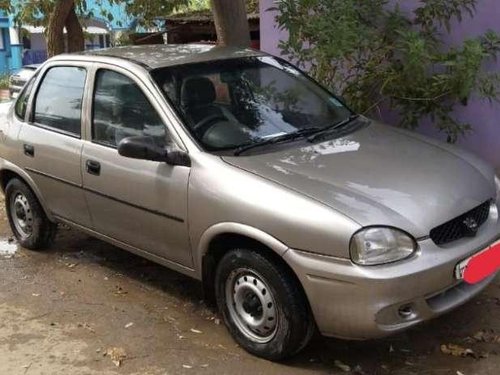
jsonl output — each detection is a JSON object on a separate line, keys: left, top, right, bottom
{"left": 284, "top": 202, "right": 500, "bottom": 340}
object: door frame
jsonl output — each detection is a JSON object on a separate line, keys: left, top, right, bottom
{"left": 24, "top": 60, "right": 95, "bottom": 139}
{"left": 82, "top": 62, "right": 188, "bottom": 151}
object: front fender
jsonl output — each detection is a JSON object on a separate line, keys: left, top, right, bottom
{"left": 0, "top": 159, "right": 55, "bottom": 222}
{"left": 194, "top": 222, "right": 290, "bottom": 279}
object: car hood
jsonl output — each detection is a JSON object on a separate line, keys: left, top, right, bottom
{"left": 222, "top": 122, "right": 496, "bottom": 238}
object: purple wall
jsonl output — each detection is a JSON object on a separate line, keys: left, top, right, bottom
{"left": 260, "top": 0, "right": 500, "bottom": 170}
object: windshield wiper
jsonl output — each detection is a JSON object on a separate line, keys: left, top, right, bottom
{"left": 307, "top": 114, "right": 361, "bottom": 143}
{"left": 234, "top": 127, "right": 322, "bottom": 156}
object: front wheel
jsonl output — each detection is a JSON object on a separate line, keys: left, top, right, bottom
{"left": 5, "top": 178, "right": 56, "bottom": 250}
{"left": 215, "top": 249, "right": 314, "bottom": 360}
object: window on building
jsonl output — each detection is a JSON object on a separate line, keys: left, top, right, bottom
{"left": 0, "top": 29, "right": 5, "bottom": 50}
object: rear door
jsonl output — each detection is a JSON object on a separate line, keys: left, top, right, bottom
{"left": 18, "top": 63, "right": 91, "bottom": 227}
{"left": 81, "top": 65, "right": 192, "bottom": 267}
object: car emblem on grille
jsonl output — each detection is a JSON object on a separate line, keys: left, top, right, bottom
{"left": 463, "top": 217, "right": 479, "bottom": 236}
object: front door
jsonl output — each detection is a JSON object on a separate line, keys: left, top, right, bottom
{"left": 18, "top": 64, "right": 91, "bottom": 227}
{"left": 82, "top": 67, "right": 192, "bottom": 267}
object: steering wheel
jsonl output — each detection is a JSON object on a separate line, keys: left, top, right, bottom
{"left": 193, "top": 114, "right": 228, "bottom": 136}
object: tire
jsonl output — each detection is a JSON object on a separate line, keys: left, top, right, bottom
{"left": 5, "top": 178, "right": 56, "bottom": 250}
{"left": 215, "top": 248, "right": 314, "bottom": 361}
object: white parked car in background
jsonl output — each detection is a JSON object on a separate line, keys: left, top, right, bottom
{"left": 9, "top": 65, "right": 39, "bottom": 99}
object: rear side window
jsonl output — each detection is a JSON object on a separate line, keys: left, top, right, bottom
{"left": 34, "top": 66, "right": 87, "bottom": 137}
{"left": 92, "top": 69, "right": 166, "bottom": 148}
{"left": 15, "top": 76, "right": 37, "bottom": 120}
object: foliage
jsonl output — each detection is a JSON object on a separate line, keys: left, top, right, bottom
{"left": 1, "top": 1, "right": 191, "bottom": 29}
{"left": 0, "top": 74, "right": 10, "bottom": 90}
{"left": 275, "top": 0, "right": 500, "bottom": 143}
{"left": 114, "top": 30, "right": 133, "bottom": 46}
{"left": 170, "top": 0, "right": 259, "bottom": 16}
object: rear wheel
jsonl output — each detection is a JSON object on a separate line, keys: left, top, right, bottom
{"left": 215, "top": 248, "right": 314, "bottom": 360}
{"left": 5, "top": 178, "right": 56, "bottom": 250}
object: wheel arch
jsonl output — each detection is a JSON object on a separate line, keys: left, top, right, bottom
{"left": 197, "top": 223, "right": 307, "bottom": 307}
{"left": 0, "top": 165, "right": 55, "bottom": 222}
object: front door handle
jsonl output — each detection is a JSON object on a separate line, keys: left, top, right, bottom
{"left": 23, "top": 144, "right": 35, "bottom": 157}
{"left": 86, "top": 160, "right": 101, "bottom": 176}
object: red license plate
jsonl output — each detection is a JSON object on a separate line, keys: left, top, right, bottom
{"left": 455, "top": 240, "right": 500, "bottom": 284}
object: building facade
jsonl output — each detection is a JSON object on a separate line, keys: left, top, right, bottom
{"left": 259, "top": 0, "right": 500, "bottom": 169}
{"left": 0, "top": 12, "right": 23, "bottom": 74}
{"left": 2, "top": 0, "right": 134, "bottom": 73}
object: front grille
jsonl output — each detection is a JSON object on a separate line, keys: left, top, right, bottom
{"left": 430, "top": 200, "right": 491, "bottom": 245}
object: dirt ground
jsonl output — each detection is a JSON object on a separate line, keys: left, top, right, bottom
{"left": 0, "top": 195, "right": 499, "bottom": 375}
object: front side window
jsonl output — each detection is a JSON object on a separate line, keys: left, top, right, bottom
{"left": 34, "top": 66, "right": 87, "bottom": 136}
{"left": 15, "top": 76, "right": 37, "bottom": 120}
{"left": 92, "top": 69, "right": 167, "bottom": 148}
{"left": 152, "top": 56, "right": 352, "bottom": 153}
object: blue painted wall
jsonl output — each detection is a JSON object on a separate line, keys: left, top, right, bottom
{"left": 0, "top": 12, "right": 22, "bottom": 74}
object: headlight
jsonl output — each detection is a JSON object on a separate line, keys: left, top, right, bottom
{"left": 350, "top": 227, "right": 417, "bottom": 266}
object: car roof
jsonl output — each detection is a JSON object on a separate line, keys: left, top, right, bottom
{"left": 72, "top": 44, "right": 267, "bottom": 70}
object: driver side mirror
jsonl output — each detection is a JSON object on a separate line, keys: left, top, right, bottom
{"left": 118, "top": 136, "right": 191, "bottom": 167}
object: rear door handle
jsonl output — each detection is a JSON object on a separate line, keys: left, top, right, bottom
{"left": 86, "top": 160, "right": 101, "bottom": 176}
{"left": 23, "top": 144, "right": 35, "bottom": 157}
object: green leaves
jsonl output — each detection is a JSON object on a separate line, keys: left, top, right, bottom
{"left": 277, "top": 0, "right": 500, "bottom": 143}
{"left": 415, "top": 0, "right": 476, "bottom": 32}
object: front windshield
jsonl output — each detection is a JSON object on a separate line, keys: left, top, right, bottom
{"left": 152, "top": 56, "right": 352, "bottom": 153}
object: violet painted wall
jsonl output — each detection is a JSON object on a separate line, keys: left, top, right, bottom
{"left": 260, "top": 0, "right": 500, "bottom": 169}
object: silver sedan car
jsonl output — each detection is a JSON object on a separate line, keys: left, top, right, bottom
{"left": 0, "top": 45, "right": 499, "bottom": 360}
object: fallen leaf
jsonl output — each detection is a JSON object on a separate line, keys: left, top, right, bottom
{"left": 441, "top": 344, "right": 476, "bottom": 358}
{"left": 32, "top": 293, "right": 41, "bottom": 297}
{"left": 77, "top": 323, "right": 95, "bottom": 333}
{"left": 457, "top": 371, "right": 465, "bottom": 375}
{"left": 124, "top": 322, "right": 134, "bottom": 329}
{"left": 113, "top": 286, "right": 128, "bottom": 296}
{"left": 200, "top": 364, "right": 209, "bottom": 368}
{"left": 190, "top": 328, "right": 203, "bottom": 334}
{"left": 473, "top": 329, "right": 500, "bottom": 343}
{"left": 214, "top": 318, "right": 221, "bottom": 325}
{"left": 105, "top": 347, "right": 127, "bottom": 367}
{"left": 182, "top": 365, "right": 193, "bottom": 369}
{"left": 334, "top": 360, "right": 351, "bottom": 372}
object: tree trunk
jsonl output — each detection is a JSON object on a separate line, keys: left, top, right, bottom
{"left": 46, "top": 0, "right": 75, "bottom": 57}
{"left": 66, "top": 5, "right": 85, "bottom": 53}
{"left": 210, "top": 0, "right": 251, "bottom": 47}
